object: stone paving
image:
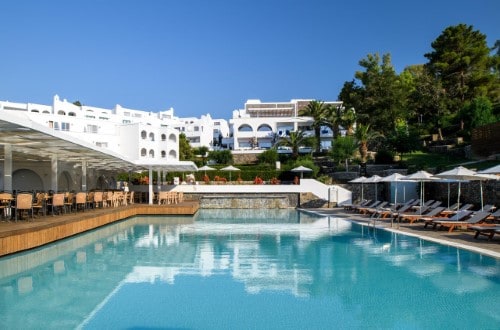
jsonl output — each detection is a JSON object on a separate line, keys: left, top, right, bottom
{"left": 304, "top": 207, "right": 500, "bottom": 258}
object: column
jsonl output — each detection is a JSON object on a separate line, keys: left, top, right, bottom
{"left": 81, "top": 160, "right": 87, "bottom": 192}
{"left": 3, "top": 144, "right": 12, "bottom": 191}
{"left": 148, "top": 166, "right": 153, "bottom": 205}
{"left": 51, "top": 154, "right": 58, "bottom": 192}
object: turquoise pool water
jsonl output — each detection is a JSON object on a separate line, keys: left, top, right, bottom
{"left": 0, "top": 209, "right": 499, "bottom": 329}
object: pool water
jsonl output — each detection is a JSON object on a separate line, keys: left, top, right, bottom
{"left": 0, "top": 209, "right": 499, "bottom": 329}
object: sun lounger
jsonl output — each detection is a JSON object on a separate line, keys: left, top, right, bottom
{"left": 479, "top": 204, "right": 496, "bottom": 212}
{"left": 396, "top": 206, "right": 431, "bottom": 222}
{"left": 469, "top": 224, "right": 500, "bottom": 240}
{"left": 355, "top": 200, "right": 381, "bottom": 213}
{"left": 361, "top": 201, "right": 389, "bottom": 215}
{"left": 430, "top": 211, "right": 491, "bottom": 233}
{"left": 344, "top": 199, "right": 371, "bottom": 211}
{"left": 374, "top": 203, "right": 410, "bottom": 219}
{"left": 401, "top": 207, "right": 447, "bottom": 224}
{"left": 422, "top": 210, "right": 473, "bottom": 229}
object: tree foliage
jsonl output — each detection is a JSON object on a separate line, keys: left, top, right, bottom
{"left": 208, "top": 150, "right": 233, "bottom": 165}
{"left": 178, "top": 133, "right": 193, "bottom": 161}
{"left": 299, "top": 100, "right": 330, "bottom": 152}
{"left": 425, "top": 24, "right": 499, "bottom": 131}
{"left": 330, "top": 135, "right": 357, "bottom": 165}
{"left": 276, "top": 131, "right": 314, "bottom": 160}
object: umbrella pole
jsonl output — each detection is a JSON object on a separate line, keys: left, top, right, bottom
{"left": 480, "top": 181, "right": 484, "bottom": 211}
{"left": 447, "top": 182, "right": 450, "bottom": 209}
{"left": 457, "top": 182, "right": 461, "bottom": 209}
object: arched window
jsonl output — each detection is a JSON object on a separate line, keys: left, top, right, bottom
{"left": 238, "top": 124, "right": 253, "bottom": 132}
{"left": 161, "top": 150, "right": 166, "bottom": 158}
{"left": 31, "top": 109, "right": 39, "bottom": 113}
{"left": 140, "top": 148, "right": 147, "bottom": 157}
{"left": 42, "top": 110, "right": 50, "bottom": 114}
{"left": 68, "top": 112, "right": 76, "bottom": 116}
{"left": 169, "top": 150, "right": 177, "bottom": 158}
{"left": 57, "top": 110, "right": 66, "bottom": 115}
{"left": 257, "top": 124, "right": 272, "bottom": 131}
{"left": 141, "top": 130, "right": 147, "bottom": 139}
{"left": 169, "top": 134, "right": 177, "bottom": 143}
{"left": 149, "top": 149, "right": 154, "bottom": 158}
{"left": 149, "top": 132, "right": 155, "bottom": 141}
{"left": 161, "top": 134, "right": 166, "bottom": 141}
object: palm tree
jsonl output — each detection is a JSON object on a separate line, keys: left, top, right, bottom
{"left": 324, "top": 104, "right": 342, "bottom": 138}
{"left": 277, "top": 130, "right": 312, "bottom": 160}
{"left": 354, "top": 124, "right": 381, "bottom": 163}
{"left": 299, "top": 100, "right": 329, "bottom": 153}
{"left": 340, "top": 108, "right": 357, "bottom": 136}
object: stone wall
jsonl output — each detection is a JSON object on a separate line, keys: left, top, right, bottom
{"left": 347, "top": 180, "right": 500, "bottom": 208}
{"left": 184, "top": 193, "right": 299, "bottom": 208}
{"left": 233, "top": 153, "right": 259, "bottom": 164}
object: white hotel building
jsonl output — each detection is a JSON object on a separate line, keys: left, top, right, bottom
{"left": 0, "top": 95, "right": 201, "bottom": 194}
{"left": 230, "top": 99, "right": 342, "bottom": 151}
{"left": 0, "top": 95, "right": 342, "bottom": 195}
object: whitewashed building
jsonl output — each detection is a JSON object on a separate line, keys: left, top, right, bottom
{"left": 230, "top": 99, "right": 342, "bottom": 151}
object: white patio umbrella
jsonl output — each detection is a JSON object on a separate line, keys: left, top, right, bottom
{"left": 404, "top": 170, "right": 437, "bottom": 214}
{"left": 364, "top": 175, "right": 382, "bottom": 201}
{"left": 380, "top": 173, "right": 408, "bottom": 206}
{"left": 349, "top": 176, "right": 367, "bottom": 201}
{"left": 478, "top": 164, "right": 500, "bottom": 174}
{"left": 220, "top": 165, "right": 240, "bottom": 182}
{"left": 435, "top": 166, "right": 499, "bottom": 211}
{"left": 198, "top": 165, "right": 216, "bottom": 175}
{"left": 291, "top": 165, "right": 313, "bottom": 179}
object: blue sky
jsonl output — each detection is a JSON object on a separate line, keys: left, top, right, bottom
{"left": 1, "top": 0, "right": 498, "bottom": 119}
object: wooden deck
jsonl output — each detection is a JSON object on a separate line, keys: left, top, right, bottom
{"left": 0, "top": 201, "right": 199, "bottom": 257}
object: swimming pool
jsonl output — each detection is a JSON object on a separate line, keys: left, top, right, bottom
{"left": 0, "top": 209, "right": 499, "bottom": 329}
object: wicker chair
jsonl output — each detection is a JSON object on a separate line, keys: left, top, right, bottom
{"left": 51, "top": 193, "right": 66, "bottom": 215}
{"left": 15, "top": 193, "right": 34, "bottom": 222}
{"left": 75, "top": 192, "right": 87, "bottom": 212}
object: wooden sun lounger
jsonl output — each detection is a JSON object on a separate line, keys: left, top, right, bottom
{"left": 423, "top": 210, "right": 472, "bottom": 229}
{"left": 396, "top": 206, "right": 431, "bottom": 223}
{"left": 355, "top": 200, "right": 381, "bottom": 213}
{"left": 430, "top": 211, "right": 491, "bottom": 233}
{"left": 470, "top": 225, "right": 500, "bottom": 240}
{"left": 344, "top": 199, "right": 371, "bottom": 211}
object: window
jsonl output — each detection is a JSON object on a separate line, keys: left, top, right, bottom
{"left": 57, "top": 110, "right": 66, "bottom": 115}
{"left": 238, "top": 124, "right": 253, "bottom": 132}
{"left": 257, "top": 124, "right": 272, "bottom": 131}
{"left": 161, "top": 134, "right": 166, "bottom": 141}
{"left": 124, "top": 112, "right": 130, "bottom": 117}
{"left": 149, "top": 149, "right": 154, "bottom": 158}
{"left": 194, "top": 126, "right": 199, "bottom": 132}
{"left": 123, "top": 120, "right": 131, "bottom": 124}
{"left": 68, "top": 112, "right": 76, "bottom": 116}
{"left": 169, "top": 134, "right": 177, "bottom": 143}
{"left": 96, "top": 142, "right": 108, "bottom": 148}
{"left": 141, "top": 148, "right": 147, "bottom": 157}
{"left": 161, "top": 150, "right": 166, "bottom": 158}
{"left": 149, "top": 132, "right": 155, "bottom": 141}
{"left": 86, "top": 125, "right": 98, "bottom": 133}
{"left": 61, "top": 122, "right": 70, "bottom": 131}
{"left": 141, "top": 130, "right": 147, "bottom": 139}
{"left": 169, "top": 150, "right": 177, "bottom": 158}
